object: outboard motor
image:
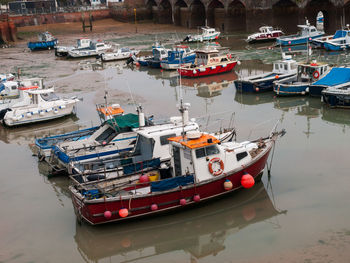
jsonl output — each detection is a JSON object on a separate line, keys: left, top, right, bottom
{"left": 0, "top": 108, "right": 11, "bottom": 121}
{"left": 183, "top": 35, "right": 190, "bottom": 42}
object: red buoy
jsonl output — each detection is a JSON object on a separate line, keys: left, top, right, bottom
{"left": 275, "top": 75, "right": 279, "bottom": 79}
{"left": 104, "top": 210, "right": 112, "bottom": 219}
{"left": 180, "top": 198, "right": 186, "bottom": 206}
{"left": 224, "top": 179, "right": 233, "bottom": 191}
{"left": 119, "top": 208, "right": 128, "bottom": 218}
{"left": 135, "top": 62, "right": 140, "bottom": 67}
{"left": 193, "top": 194, "right": 200, "bottom": 202}
{"left": 139, "top": 174, "right": 150, "bottom": 183}
{"left": 151, "top": 203, "right": 158, "bottom": 211}
{"left": 241, "top": 173, "right": 255, "bottom": 189}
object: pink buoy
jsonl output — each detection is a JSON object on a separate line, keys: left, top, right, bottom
{"left": 151, "top": 203, "right": 158, "bottom": 211}
{"left": 139, "top": 174, "right": 150, "bottom": 183}
{"left": 224, "top": 179, "right": 233, "bottom": 191}
{"left": 104, "top": 210, "right": 112, "bottom": 219}
{"left": 102, "top": 141, "right": 107, "bottom": 145}
{"left": 193, "top": 194, "right": 200, "bottom": 202}
{"left": 119, "top": 208, "right": 129, "bottom": 218}
{"left": 180, "top": 198, "right": 187, "bottom": 206}
{"left": 241, "top": 173, "right": 255, "bottom": 189}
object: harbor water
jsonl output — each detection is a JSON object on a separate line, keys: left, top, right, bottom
{"left": 1, "top": 29, "right": 350, "bottom": 262}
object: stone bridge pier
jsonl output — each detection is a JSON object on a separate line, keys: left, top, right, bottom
{"left": 145, "top": 0, "right": 350, "bottom": 33}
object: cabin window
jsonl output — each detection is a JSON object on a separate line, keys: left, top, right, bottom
{"left": 184, "top": 148, "right": 191, "bottom": 160}
{"left": 275, "top": 64, "right": 279, "bottom": 70}
{"left": 280, "top": 64, "right": 283, "bottom": 69}
{"left": 95, "top": 127, "right": 117, "bottom": 144}
{"left": 320, "top": 67, "right": 323, "bottom": 75}
{"left": 195, "top": 145, "right": 220, "bottom": 158}
{"left": 284, "top": 64, "right": 288, "bottom": 70}
{"left": 236, "top": 151, "right": 248, "bottom": 161}
{"left": 311, "top": 29, "right": 316, "bottom": 32}
{"left": 40, "top": 93, "right": 59, "bottom": 101}
{"left": 11, "top": 86, "right": 17, "bottom": 90}
{"left": 160, "top": 133, "right": 176, "bottom": 145}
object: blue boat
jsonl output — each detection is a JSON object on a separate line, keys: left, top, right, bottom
{"left": 322, "top": 86, "right": 350, "bottom": 108}
{"left": 160, "top": 45, "right": 196, "bottom": 70}
{"left": 273, "top": 61, "right": 330, "bottom": 96}
{"left": 323, "top": 31, "right": 350, "bottom": 51}
{"left": 309, "top": 67, "right": 350, "bottom": 96}
{"left": 137, "top": 43, "right": 169, "bottom": 68}
{"left": 235, "top": 54, "right": 297, "bottom": 93}
{"left": 35, "top": 126, "right": 99, "bottom": 161}
{"left": 311, "top": 30, "right": 349, "bottom": 49}
{"left": 27, "top": 32, "right": 58, "bottom": 51}
{"left": 276, "top": 20, "right": 324, "bottom": 46}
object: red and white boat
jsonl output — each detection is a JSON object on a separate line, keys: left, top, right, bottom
{"left": 177, "top": 48, "right": 239, "bottom": 78}
{"left": 246, "top": 26, "right": 284, "bottom": 43}
{"left": 70, "top": 114, "right": 285, "bottom": 225}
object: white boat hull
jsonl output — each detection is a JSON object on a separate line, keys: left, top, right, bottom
{"left": 3, "top": 101, "right": 77, "bottom": 126}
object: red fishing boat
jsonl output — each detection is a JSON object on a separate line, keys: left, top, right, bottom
{"left": 70, "top": 116, "right": 285, "bottom": 225}
{"left": 178, "top": 47, "right": 239, "bottom": 78}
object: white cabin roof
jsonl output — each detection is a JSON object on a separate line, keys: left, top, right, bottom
{"left": 25, "top": 88, "right": 54, "bottom": 94}
{"left": 136, "top": 121, "right": 198, "bottom": 139}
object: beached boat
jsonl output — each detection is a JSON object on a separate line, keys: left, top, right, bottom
{"left": 276, "top": 20, "right": 324, "bottom": 46}
{"left": 234, "top": 54, "right": 297, "bottom": 93}
{"left": 160, "top": 45, "right": 196, "bottom": 70}
{"left": 136, "top": 43, "right": 169, "bottom": 68}
{"left": 178, "top": 47, "right": 239, "bottom": 78}
{"left": 69, "top": 123, "right": 285, "bottom": 225}
{"left": 100, "top": 44, "right": 140, "bottom": 62}
{"left": 311, "top": 29, "right": 349, "bottom": 49}
{"left": 323, "top": 31, "right": 350, "bottom": 51}
{"left": 0, "top": 88, "right": 79, "bottom": 126}
{"left": 183, "top": 27, "right": 220, "bottom": 43}
{"left": 246, "top": 26, "right": 283, "bottom": 43}
{"left": 0, "top": 73, "right": 15, "bottom": 82}
{"left": 55, "top": 38, "right": 92, "bottom": 57}
{"left": 68, "top": 41, "right": 112, "bottom": 58}
{"left": 28, "top": 32, "right": 58, "bottom": 51}
{"left": 0, "top": 78, "right": 43, "bottom": 111}
{"left": 309, "top": 67, "right": 350, "bottom": 96}
{"left": 35, "top": 104, "right": 125, "bottom": 161}
{"left": 322, "top": 86, "right": 350, "bottom": 108}
{"left": 273, "top": 61, "right": 330, "bottom": 96}
{"left": 48, "top": 112, "right": 145, "bottom": 173}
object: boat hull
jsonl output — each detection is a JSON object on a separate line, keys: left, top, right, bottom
{"left": 273, "top": 83, "right": 309, "bottom": 96}
{"left": 322, "top": 92, "right": 350, "bottom": 108}
{"left": 70, "top": 143, "right": 272, "bottom": 225}
{"left": 276, "top": 34, "right": 323, "bottom": 46}
{"left": 309, "top": 85, "right": 326, "bottom": 97}
{"left": 323, "top": 42, "right": 348, "bottom": 51}
{"left": 28, "top": 39, "right": 58, "bottom": 51}
{"left": 178, "top": 62, "right": 237, "bottom": 78}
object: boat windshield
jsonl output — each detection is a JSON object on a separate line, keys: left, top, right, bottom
{"left": 132, "top": 134, "right": 154, "bottom": 159}
{"left": 40, "top": 92, "right": 59, "bottom": 101}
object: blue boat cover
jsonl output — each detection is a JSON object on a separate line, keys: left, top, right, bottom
{"left": 151, "top": 175, "right": 194, "bottom": 192}
{"left": 313, "top": 68, "right": 350, "bottom": 86}
{"left": 334, "top": 30, "right": 348, "bottom": 39}
{"left": 0, "top": 83, "right": 4, "bottom": 92}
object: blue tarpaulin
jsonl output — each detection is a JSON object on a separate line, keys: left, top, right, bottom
{"left": 333, "top": 30, "right": 348, "bottom": 39}
{"left": 151, "top": 175, "right": 194, "bottom": 192}
{"left": 0, "top": 83, "right": 4, "bottom": 93}
{"left": 313, "top": 68, "right": 350, "bottom": 87}
{"left": 123, "top": 158, "right": 161, "bottom": 175}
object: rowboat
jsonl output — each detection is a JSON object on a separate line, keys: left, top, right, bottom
{"left": 246, "top": 26, "right": 283, "bottom": 43}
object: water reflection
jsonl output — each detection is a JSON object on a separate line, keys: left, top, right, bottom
{"left": 234, "top": 92, "right": 274, "bottom": 106}
{"left": 0, "top": 116, "right": 80, "bottom": 145}
{"left": 74, "top": 182, "right": 285, "bottom": 263}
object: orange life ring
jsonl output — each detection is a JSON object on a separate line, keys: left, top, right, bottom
{"left": 313, "top": 70, "right": 320, "bottom": 79}
{"left": 208, "top": 157, "right": 224, "bottom": 176}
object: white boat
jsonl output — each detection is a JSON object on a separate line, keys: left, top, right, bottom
{"left": 276, "top": 19, "right": 324, "bottom": 46}
{"left": 100, "top": 44, "right": 140, "bottom": 62}
{"left": 1, "top": 88, "right": 79, "bottom": 126}
{"left": 0, "top": 78, "right": 43, "bottom": 111}
{"left": 0, "top": 73, "right": 15, "bottom": 82}
{"left": 68, "top": 41, "right": 112, "bottom": 58}
{"left": 55, "top": 38, "right": 92, "bottom": 57}
{"left": 183, "top": 27, "right": 221, "bottom": 43}
{"left": 246, "top": 26, "right": 284, "bottom": 43}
